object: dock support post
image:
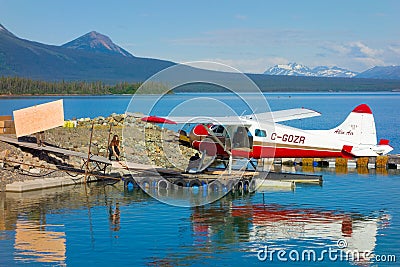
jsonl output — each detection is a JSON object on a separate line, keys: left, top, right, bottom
{"left": 228, "top": 155, "right": 232, "bottom": 175}
{"left": 105, "top": 124, "right": 113, "bottom": 163}
{"left": 84, "top": 121, "right": 95, "bottom": 184}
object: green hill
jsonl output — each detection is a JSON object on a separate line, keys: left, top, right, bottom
{"left": 0, "top": 24, "right": 174, "bottom": 82}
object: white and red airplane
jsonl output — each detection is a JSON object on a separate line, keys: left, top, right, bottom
{"left": 141, "top": 104, "right": 393, "bottom": 170}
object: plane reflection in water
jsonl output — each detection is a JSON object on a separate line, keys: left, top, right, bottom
{"left": 0, "top": 185, "right": 392, "bottom": 266}
{"left": 190, "top": 199, "right": 390, "bottom": 265}
{"left": 148, "top": 190, "right": 390, "bottom": 266}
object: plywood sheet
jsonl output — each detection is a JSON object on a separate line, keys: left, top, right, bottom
{"left": 13, "top": 100, "right": 64, "bottom": 137}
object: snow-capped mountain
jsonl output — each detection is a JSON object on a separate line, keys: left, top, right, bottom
{"left": 312, "top": 66, "right": 358, "bottom": 78}
{"left": 264, "top": 63, "right": 358, "bottom": 78}
{"left": 264, "top": 63, "right": 313, "bottom": 76}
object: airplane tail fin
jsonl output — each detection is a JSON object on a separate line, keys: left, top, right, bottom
{"left": 331, "top": 104, "right": 377, "bottom": 145}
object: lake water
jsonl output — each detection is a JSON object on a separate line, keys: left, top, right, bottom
{"left": 1, "top": 92, "right": 399, "bottom": 153}
{"left": 0, "top": 93, "right": 399, "bottom": 266}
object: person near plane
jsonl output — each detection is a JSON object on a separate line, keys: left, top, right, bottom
{"left": 109, "top": 134, "right": 121, "bottom": 161}
{"left": 36, "top": 131, "right": 46, "bottom": 147}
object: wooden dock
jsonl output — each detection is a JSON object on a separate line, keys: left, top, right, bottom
{"left": 1, "top": 136, "right": 322, "bottom": 193}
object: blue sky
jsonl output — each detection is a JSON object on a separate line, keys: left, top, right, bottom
{"left": 1, "top": 0, "right": 399, "bottom": 73}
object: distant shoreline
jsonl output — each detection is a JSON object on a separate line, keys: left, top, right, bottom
{"left": 0, "top": 94, "right": 157, "bottom": 99}
{"left": 0, "top": 93, "right": 116, "bottom": 97}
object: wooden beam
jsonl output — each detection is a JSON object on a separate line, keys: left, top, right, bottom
{"left": 0, "top": 115, "right": 12, "bottom": 121}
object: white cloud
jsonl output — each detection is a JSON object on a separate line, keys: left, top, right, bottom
{"left": 389, "top": 43, "right": 400, "bottom": 55}
{"left": 319, "top": 41, "right": 392, "bottom": 70}
{"left": 323, "top": 43, "right": 351, "bottom": 55}
{"left": 323, "top": 41, "right": 383, "bottom": 58}
{"left": 348, "top": 41, "right": 383, "bottom": 58}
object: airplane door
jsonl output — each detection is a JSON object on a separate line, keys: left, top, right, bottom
{"left": 232, "top": 126, "right": 253, "bottom": 149}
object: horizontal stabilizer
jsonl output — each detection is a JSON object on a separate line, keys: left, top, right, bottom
{"left": 343, "top": 144, "right": 393, "bottom": 157}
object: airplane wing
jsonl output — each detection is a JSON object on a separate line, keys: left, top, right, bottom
{"left": 246, "top": 108, "right": 321, "bottom": 122}
{"left": 138, "top": 108, "right": 320, "bottom": 125}
{"left": 150, "top": 115, "right": 248, "bottom": 125}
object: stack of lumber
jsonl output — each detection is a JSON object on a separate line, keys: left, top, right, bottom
{"left": 0, "top": 115, "right": 15, "bottom": 134}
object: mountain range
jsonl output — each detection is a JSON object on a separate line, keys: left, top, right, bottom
{"left": 264, "top": 62, "right": 400, "bottom": 80}
{"left": 0, "top": 23, "right": 174, "bottom": 82}
{"left": 0, "top": 23, "right": 400, "bottom": 83}
{"left": 264, "top": 63, "right": 358, "bottom": 78}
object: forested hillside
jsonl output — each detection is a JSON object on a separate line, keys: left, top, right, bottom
{"left": 0, "top": 76, "right": 142, "bottom": 95}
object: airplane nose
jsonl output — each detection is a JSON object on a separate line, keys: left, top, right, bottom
{"left": 193, "top": 124, "right": 209, "bottom": 136}
{"left": 188, "top": 124, "right": 210, "bottom": 146}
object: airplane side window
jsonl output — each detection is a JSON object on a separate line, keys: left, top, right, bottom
{"left": 255, "top": 129, "right": 267, "bottom": 137}
{"left": 213, "top": 125, "right": 225, "bottom": 134}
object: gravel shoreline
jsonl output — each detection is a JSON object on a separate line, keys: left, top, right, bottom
{"left": 0, "top": 113, "right": 196, "bottom": 191}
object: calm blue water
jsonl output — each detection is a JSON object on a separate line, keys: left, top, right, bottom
{"left": 0, "top": 93, "right": 399, "bottom": 266}
{"left": 1, "top": 92, "right": 399, "bottom": 153}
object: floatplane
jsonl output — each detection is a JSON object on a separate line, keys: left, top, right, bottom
{"left": 142, "top": 104, "right": 393, "bottom": 173}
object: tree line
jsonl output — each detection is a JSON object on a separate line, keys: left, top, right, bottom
{"left": 0, "top": 76, "right": 143, "bottom": 95}
{"left": 5, "top": 75, "right": 398, "bottom": 95}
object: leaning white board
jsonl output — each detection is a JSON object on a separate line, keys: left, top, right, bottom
{"left": 13, "top": 99, "right": 64, "bottom": 137}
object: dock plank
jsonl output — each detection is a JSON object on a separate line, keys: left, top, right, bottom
{"left": 0, "top": 135, "right": 111, "bottom": 165}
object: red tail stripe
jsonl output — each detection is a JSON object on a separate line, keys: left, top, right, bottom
{"left": 352, "top": 104, "right": 372, "bottom": 114}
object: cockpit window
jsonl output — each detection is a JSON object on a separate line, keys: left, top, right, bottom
{"left": 255, "top": 129, "right": 267, "bottom": 137}
{"left": 212, "top": 125, "right": 225, "bottom": 134}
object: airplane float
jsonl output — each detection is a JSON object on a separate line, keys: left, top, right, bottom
{"left": 141, "top": 104, "right": 393, "bottom": 172}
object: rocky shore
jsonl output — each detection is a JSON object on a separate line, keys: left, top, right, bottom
{"left": 0, "top": 113, "right": 197, "bottom": 191}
